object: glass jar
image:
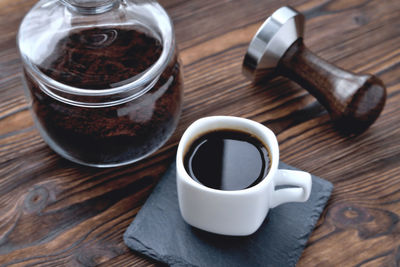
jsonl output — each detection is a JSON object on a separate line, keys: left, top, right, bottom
{"left": 18, "top": 0, "right": 183, "bottom": 167}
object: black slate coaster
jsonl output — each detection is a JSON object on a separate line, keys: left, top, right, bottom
{"left": 124, "top": 161, "right": 333, "bottom": 267}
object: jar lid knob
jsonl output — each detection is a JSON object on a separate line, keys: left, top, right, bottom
{"left": 60, "top": 0, "right": 119, "bottom": 15}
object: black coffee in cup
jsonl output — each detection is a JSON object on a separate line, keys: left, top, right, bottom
{"left": 184, "top": 130, "right": 271, "bottom": 190}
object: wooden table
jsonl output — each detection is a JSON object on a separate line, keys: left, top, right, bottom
{"left": 1, "top": 0, "right": 399, "bottom": 266}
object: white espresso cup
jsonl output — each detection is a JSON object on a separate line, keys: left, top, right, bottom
{"left": 176, "top": 116, "right": 312, "bottom": 236}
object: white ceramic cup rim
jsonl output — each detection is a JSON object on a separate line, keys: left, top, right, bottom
{"left": 176, "top": 116, "right": 280, "bottom": 195}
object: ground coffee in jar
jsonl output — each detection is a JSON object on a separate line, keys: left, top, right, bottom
{"left": 18, "top": 0, "right": 183, "bottom": 167}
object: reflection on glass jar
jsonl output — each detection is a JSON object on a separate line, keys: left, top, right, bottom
{"left": 18, "top": 0, "right": 183, "bottom": 167}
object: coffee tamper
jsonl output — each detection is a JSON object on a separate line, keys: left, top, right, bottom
{"left": 243, "top": 6, "right": 386, "bottom": 133}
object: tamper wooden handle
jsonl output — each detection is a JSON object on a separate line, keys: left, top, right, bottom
{"left": 278, "top": 39, "right": 386, "bottom": 133}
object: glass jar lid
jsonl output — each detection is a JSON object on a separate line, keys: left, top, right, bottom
{"left": 18, "top": 0, "right": 175, "bottom": 106}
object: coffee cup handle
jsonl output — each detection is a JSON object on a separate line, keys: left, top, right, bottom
{"left": 270, "top": 169, "right": 312, "bottom": 208}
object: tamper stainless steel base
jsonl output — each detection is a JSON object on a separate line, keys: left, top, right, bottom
{"left": 243, "top": 6, "right": 386, "bottom": 134}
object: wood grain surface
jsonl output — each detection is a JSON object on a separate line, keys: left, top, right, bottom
{"left": 0, "top": 0, "right": 399, "bottom": 266}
